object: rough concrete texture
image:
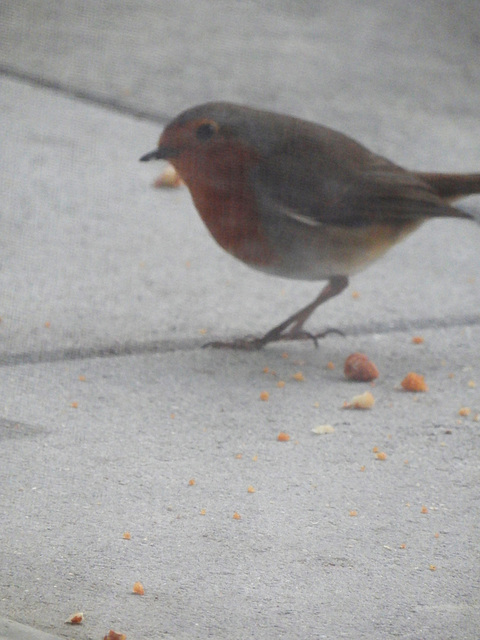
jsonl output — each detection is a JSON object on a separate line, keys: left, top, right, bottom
{"left": 0, "top": 2, "right": 479, "bottom": 639}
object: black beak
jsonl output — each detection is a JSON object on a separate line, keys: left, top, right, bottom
{"left": 139, "top": 147, "right": 178, "bottom": 162}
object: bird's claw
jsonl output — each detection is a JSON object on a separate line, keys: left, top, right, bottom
{"left": 203, "top": 327, "right": 344, "bottom": 350}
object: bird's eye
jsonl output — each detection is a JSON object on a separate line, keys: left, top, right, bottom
{"left": 196, "top": 122, "right": 217, "bottom": 141}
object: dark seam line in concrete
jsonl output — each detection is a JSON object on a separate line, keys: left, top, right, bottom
{"left": 0, "top": 63, "right": 172, "bottom": 125}
{"left": 0, "top": 314, "right": 478, "bottom": 368}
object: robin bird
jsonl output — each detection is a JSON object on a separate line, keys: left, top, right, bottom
{"left": 141, "top": 102, "right": 480, "bottom": 349}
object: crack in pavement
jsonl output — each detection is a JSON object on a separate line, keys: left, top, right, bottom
{"left": 0, "top": 313, "right": 478, "bottom": 368}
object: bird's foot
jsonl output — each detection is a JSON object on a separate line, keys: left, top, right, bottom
{"left": 278, "top": 327, "right": 345, "bottom": 348}
{"left": 203, "top": 327, "right": 344, "bottom": 350}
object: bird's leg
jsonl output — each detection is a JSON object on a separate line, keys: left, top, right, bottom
{"left": 256, "top": 275, "right": 348, "bottom": 347}
{"left": 205, "top": 276, "right": 348, "bottom": 350}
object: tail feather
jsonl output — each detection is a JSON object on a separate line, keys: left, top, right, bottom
{"left": 415, "top": 172, "right": 480, "bottom": 201}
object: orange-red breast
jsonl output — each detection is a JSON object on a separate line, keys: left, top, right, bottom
{"left": 141, "top": 102, "right": 480, "bottom": 349}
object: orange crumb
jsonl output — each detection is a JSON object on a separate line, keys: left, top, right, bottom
{"left": 399, "top": 543, "right": 406, "bottom": 549}
{"left": 235, "top": 453, "right": 243, "bottom": 459}
{"left": 259, "top": 391, "right": 269, "bottom": 401}
{"left": 170, "top": 413, "right": 175, "bottom": 419}
{"left": 401, "top": 372, "right": 428, "bottom": 392}
{"left": 252, "top": 455, "right": 258, "bottom": 462}
{"left": 434, "top": 532, "right": 439, "bottom": 539}
{"left": 70, "top": 401, "right": 78, "bottom": 408}
{"left": 133, "top": 581, "right": 144, "bottom": 595}
{"left": 277, "top": 380, "right": 286, "bottom": 388}
{"left": 188, "top": 478, "right": 195, "bottom": 486}
{"left": 360, "top": 465, "right": 366, "bottom": 472}
{"left": 344, "top": 352, "right": 379, "bottom": 382}
{"left": 429, "top": 565, "right": 436, "bottom": 571}
{"left": 44, "top": 321, "right": 51, "bottom": 328}
{"left": 467, "top": 380, "right": 476, "bottom": 388}
{"left": 78, "top": 375, "right": 86, "bottom": 382}
{"left": 326, "top": 361, "right": 335, "bottom": 370}
{"left": 458, "top": 407, "right": 471, "bottom": 416}
{"left": 104, "top": 631, "right": 126, "bottom": 640}
{"left": 376, "top": 451, "right": 387, "bottom": 461}
{"left": 277, "top": 432, "right": 290, "bottom": 442}
{"left": 123, "top": 532, "right": 131, "bottom": 540}
{"left": 200, "top": 508, "right": 206, "bottom": 515}
{"left": 411, "top": 336, "right": 424, "bottom": 344}
{"left": 233, "top": 512, "right": 241, "bottom": 520}
{"left": 247, "top": 485, "right": 256, "bottom": 493}
{"left": 349, "top": 510, "right": 358, "bottom": 517}
{"left": 351, "top": 291, "right": 360, "bottom": 298}
{"left": 421, "top": 505, "right": 428, "bottom": 514}
{"left": 372, "top": 446, "right": 379, "bottom": 453}
{"left": 263, "top": 366, "right": 270, "bottom": 373}
{"left": 65, "top": 612, "right": 83, "bottom": 625}
{"left": 292, "top": 371, "right": 305, "bottom": 381}
{"left": 281, "top": 352, "right": 289, "bottom": 359}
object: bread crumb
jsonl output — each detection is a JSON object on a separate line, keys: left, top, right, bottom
{"left": 401, "top": 372, "right": 428, "bottom": 392}
{"left": 154, "top": 164, "right": 183, "bottom": 188}
{"left": 344, "top": 352, "right": 379, "bottom": 382}
{"left": 344, "top": 391, "right": 375, "bottom": 409}
{"left": 65, "top": 612, "right": 83, "bottom": 625}
{"left": 311, "top": 424, "right": 335, "bottom": 435}
{"left": 103, "top": 630, "right": 126, "bottom": 640}
{"left": 133, "top": 581, "right": 144, "bottom": 595}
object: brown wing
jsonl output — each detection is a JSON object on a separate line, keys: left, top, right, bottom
{"left": 252, "top": 126, "right": 468, "bottom": 229}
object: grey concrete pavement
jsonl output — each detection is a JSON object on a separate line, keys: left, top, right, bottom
{"left": 1, "top": 2, "right": 479, "bottom": 639}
